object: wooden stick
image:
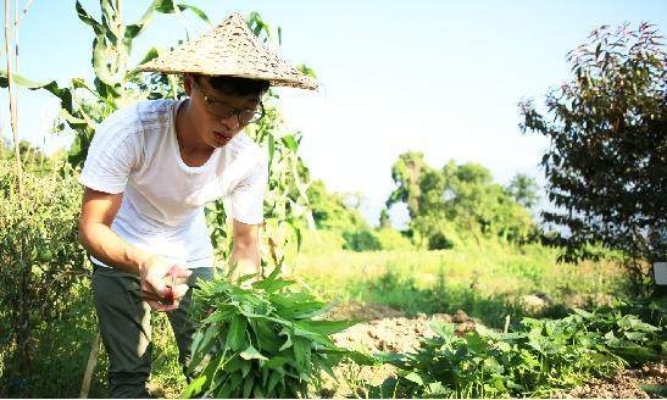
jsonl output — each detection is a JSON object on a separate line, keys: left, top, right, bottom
{"left": 79, "top": 331, "right": 101, "bottom": 399}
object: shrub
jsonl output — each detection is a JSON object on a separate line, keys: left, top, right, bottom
{"left": 0, "top": 161, "right": 87, "bottom": 396}
{"left": 374, "top": 228, "right": 414, "bottom": 251}
{"left": 342, "top": 229, "right": 382, "bottom": 252}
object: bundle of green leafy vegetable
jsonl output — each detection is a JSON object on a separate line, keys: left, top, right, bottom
{"left": 182, "top": 268, "right": 370, "bottom": 398}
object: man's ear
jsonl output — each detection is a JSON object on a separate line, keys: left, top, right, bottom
{"left": 183, "top": 73, "right": 195, "bottom": 95}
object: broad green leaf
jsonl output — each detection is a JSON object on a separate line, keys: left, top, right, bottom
{"left": 188, "top": 326, "right": 218, "bottom": 372}
{"left": 294, "top": 319, "right": 355, "bottom": 336}
{"left": 241, "top": 361, "right": 251, "bottom": 378}
{"left": 264, "top": 356, "right": 290, "bottom": 370}
{"left": 240, "top": 344, "right": 268, "bottom": 361}
{"left": 252, "top": 277, "right": 295, "bottom": 293}
{"left": 242, "top": 377, "right": 253, "bottom": 398}
{"left": 180, "top": 375, "right": 206, "bottom": 398}
{"left": 404, "top": 371, "right": 424, "bottom": 385}
{"left": 293, "top": 336, "right": 312, "bottom": 374}
{"left": 227, "top": 316, "right": 247, "bottom": 351}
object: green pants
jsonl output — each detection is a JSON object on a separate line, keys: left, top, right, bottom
{"left": 92, "top": 265, "right": 213, "bottom": 398}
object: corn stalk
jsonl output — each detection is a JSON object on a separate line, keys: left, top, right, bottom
{"left": 3, "top": 0, "right": 26, "bottom": 197}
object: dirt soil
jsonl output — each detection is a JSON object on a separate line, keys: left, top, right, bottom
{"left": 325, "top": 301, "right": 667, "bottom": 399}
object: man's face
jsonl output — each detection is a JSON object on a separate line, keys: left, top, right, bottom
{"left": 186, "top": 75, "right": 263, "bottom": 148}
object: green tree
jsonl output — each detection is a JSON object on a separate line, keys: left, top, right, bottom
{"left": 306, "top": 179, "right": 383, "bottom": 251}
{"left": 386, "top": 151, "right": 429, "bottom": 218}
{"left": 506, "top": 173, "right": 540, "bottom": 209}
{"left": 387, "top": 155, "right": 536, "bottom": 248}
{"left": 519, "top": 22, "right": 667, "bottom": 291}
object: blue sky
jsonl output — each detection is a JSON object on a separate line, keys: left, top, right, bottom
{"left": 3, "top": 0, "right": 667, "bottom": 227}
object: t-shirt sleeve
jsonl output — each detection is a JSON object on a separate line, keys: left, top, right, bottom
{"left": 229, "top": 154, "right": 268, "bottom": 225}
{"left": 78, "top": 112, "right": 140, "bottom": 194}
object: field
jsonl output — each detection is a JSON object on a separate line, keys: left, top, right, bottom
{"left": 74, "top": 236, "right": 649, "bottom": 398}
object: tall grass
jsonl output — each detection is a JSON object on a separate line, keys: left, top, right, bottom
{"left": 292, "top": 237, "right": 628, "bottom": 327}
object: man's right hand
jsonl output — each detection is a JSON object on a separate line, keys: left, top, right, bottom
{"left": 139, "top": 256, "right": 192, "bottom": 311}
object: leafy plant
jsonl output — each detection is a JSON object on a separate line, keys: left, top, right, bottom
{"left": 182, "top": 269, "right": 370, "bottom": 398}
{"left": 379, "top": 308, "right": 663, "bottom": 398}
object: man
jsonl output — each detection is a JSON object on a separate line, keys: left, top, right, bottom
{"left": 77, "top": 13, "right": 316, "bottom": 398}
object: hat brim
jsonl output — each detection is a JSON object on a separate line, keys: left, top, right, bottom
{"left": 138, "top": 13, "right": 318, "bottom": 91}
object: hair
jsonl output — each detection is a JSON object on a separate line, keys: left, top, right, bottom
{"left": 194, "top": 74, "right": 269, "bottom": 97}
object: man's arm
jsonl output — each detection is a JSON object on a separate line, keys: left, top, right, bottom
{"left": 78, "top": 187, "right": 190, "bottom": 310}
{"left": 228, "top": 219, "right": 261, "bottom": 281}
{"left": 78, "top": 187, "right": 152, "bottom": 274}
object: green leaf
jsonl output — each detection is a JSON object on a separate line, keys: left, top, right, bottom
{"left": 404, "top": 371, "right": 424, "bottom": 385}
{"left": 293, "top": 336, "right": 312, "bottom": 373}
{"left": 177, "top": 4, "right": 210, "bottom": 23}
{"left": 227, "top": 316, "right": 247, "bottom": 351}
{"left": 75, "top": 1, "right": 104, "bottom": 36}
{"left": 268, "top": 134, "right": 275, "bottom": 166}
{"left": 188, "top": 326, "right": 218, "bottom": 373}
{"left": 153, "top": 0, "right": 209, "bottom": 23}
{"left": 180, "top": 375, "right": 206, "bottom": 398}
{"left": 240, "top": 344, "right": 268, "bottom": 361}
{"left": 267, "top": 371, "right": 282, "bottom": 394}
{"left": 92, "top": 37, "right": 116, "bottom": 86}
{"left": 242, "top": 377, "right": 253, "bottom": 398}
{"left": 294, "top": 319, "right": 355, "bottom": 336}
{"left": 153, "top": 0, "right": 176, "bottom": 13}
{"left": 0, "top": 70, "right": 74, "bottom": 114}
{"left": 279, "top": 330, "right": 293, "bottom": 351}
{"left": 137, "top": 47, "right": 160, "bottom": 67}
{"left": 252, "top": 277, "right": 295, "bottom": 293}
{"left": 281, "top": 135, "right": 298, "bottom": 152}
{"left": 264, "top": 356, "right": 290, "bottom": 370}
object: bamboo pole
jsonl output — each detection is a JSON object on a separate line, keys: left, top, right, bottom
{"left": 4, "top": 0, "right": 23, "bottom": 196}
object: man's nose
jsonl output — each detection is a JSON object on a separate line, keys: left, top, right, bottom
{"left": 219, "top": 112, "right": 240, "bottom": 130}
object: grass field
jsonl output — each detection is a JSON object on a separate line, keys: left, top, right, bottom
{"left": 292, "top": 235, "right": 626, "bottom": 326}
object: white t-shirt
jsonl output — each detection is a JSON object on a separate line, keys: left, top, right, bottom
{"left": 79, "top": 99, "right": 268, "bottom": 269}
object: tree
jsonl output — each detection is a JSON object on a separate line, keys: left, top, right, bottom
{"left": 386, "top": 151, "right": 428, "bottom": 218}
{"left": 519, "top": 22, "right": 667, "bottom": 291}
{"left": 386, "top": 154, "right": 536, "bottom": 249}
{"left": 507, "top": 173, "right": 540, "bottom": 209}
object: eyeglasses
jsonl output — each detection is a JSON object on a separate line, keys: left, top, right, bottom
{"left": 196, "top": 84, "right": 264, "bottom": 126}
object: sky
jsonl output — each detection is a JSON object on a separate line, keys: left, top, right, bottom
{"left": 2, "top": 0, "right": 667, "bottom": 227}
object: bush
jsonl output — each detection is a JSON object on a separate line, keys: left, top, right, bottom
{"left": 343, "top": 229, "right": 382, "bottom": 252}
{"left": 374, "top": 228, "right": 414, "bottom": 251}
{"left": 0, "top": 161, "right": 88, "bottom": 396}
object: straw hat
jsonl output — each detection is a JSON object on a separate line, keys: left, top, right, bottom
{"left": 139, "top": 12, "right": 317, "bottom": 90}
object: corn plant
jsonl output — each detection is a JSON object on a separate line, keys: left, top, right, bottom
{"left": 183, "top": 268, "right": 371, "bottom": 398}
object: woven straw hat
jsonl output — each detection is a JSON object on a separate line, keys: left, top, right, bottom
{"left": 139, "top": 12, "right": 317, "bottom": 90}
